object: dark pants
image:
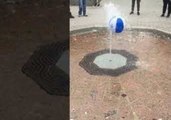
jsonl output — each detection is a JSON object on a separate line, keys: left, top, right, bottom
{"left": 131, "top": 0, "right": 141, "bottom": 12}
{"left": 78, "top": 0, "right": 86, "bottom": 15}
{"left": 94, "top": 0, "right": 100, "bottom": 6}
{"left": 162, "top": 0, "right": 171, "bottom": 16}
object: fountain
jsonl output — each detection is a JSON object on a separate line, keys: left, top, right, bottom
{"left": 71, "top": 2, "right": 171, "bottom": 120}
{"left": 93, "top": 3, "right": 126, "bottom": 70}
{"left": 77, "top": 2, "right": 138, "bottom": 76}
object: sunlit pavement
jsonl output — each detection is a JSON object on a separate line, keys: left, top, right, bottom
{"left": 70, "top": 0, "right": 171, "bottom": 120}
{"left": 70, "top": 0, "right": 171, "bottom": 33}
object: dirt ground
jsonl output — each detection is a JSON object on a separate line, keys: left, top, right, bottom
{"left": 0, "top": 1, "right": 69, "bottom": 120}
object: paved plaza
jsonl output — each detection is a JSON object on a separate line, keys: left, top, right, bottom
{"left": 70, "top": 0, "right": 171, "bottom": 33}
{"left": 70, "top": 0, "right": 171, "bottom": 120}
{"left": 0, "top": 0, "right": 170, "bottom": 119}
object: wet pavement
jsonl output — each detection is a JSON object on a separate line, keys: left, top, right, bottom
{"left": 70, "top": 28, "right": 171, "bottom": 120}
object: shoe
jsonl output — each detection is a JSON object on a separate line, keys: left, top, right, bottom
{"left": 70, "top": 15, "right": 74, "bottom": 18}
{"left": 137, "top": 12, "right": 140, "bottom": 15}
{"left": 161, "top": 14, "right": 164, "bottom": 17}
{"left": 78, "top": 15, "right": 81, "bottom": 17}
{"left": 130, "top": 11, "right": 134, "bottom": 15}
{"left": 83, "top": 15, "right": 88, "bottom": 17}
{"left": 166, "top": 15, "right": 170, "bottom": 18}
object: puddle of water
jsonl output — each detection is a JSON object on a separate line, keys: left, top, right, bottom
{"left": 94, "top": 53, "right": 127, "bottom": 69}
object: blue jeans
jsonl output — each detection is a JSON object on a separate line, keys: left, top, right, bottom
{"left": 79, "top": 0, "right": 86, "bottom": 15}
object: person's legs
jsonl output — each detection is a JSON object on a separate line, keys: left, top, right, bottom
{"left": 83, "top": 0, "right": 87, "bottom": 16}
{"left": 94, "top": 0, "right": 97, "bottom": 6}
{"left": 167, "top": 0, "right": 171, "bottom": 17}
{"left": 130, "top": 0, "right": 135, "bottom": 14}
{"left": 78, "top": 0, "right": 83, "bottom": 16}
{"left": 97, "top": 0, "right": 100, "bottom": 6}
{"left": 69, "top": 11, "right": 74, "bottom": 18}
{"left": 161, "top": 0, "right": 167, "bottom": 16}
{"left": 137, "top": 0, "right": 140, "bottom": 15}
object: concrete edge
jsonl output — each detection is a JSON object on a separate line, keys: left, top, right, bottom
{"left": 70, "top": 26, "right": 171, "bottom": 40}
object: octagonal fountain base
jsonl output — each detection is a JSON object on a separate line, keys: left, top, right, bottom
{"left": 79, "top": 49, "right": 138, "bottom": 76}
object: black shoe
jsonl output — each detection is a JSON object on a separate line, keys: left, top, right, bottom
{"left": 166, "top": 15, "right": 170, "bottom": 18}
{"left": 137, "top": 12, "right": 140, "bottom": 15}
{"left": 130, "top": 11, "right": 134, "bottom": 15}
{"left": 70, "top": 15, "right": 74, "bottom": 18}
{"left": 83, "top": 15, "right": 88, "bottom": 17}
{"left": 161, "top": 14, "right": 164, "bottom": 17}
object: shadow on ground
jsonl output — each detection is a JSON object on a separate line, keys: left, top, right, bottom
{"left": 0, "top": 0, "right": 69, "bottom": 120}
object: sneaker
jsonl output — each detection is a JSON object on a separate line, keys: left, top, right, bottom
{"left": 130, "top": 11, "right": 134, "bottom": 15}
{"left": 161, "top": 14, "right": 164, "bottom": 17}
{"left": 137, "top": 12, "right": 140, "bottom": 15}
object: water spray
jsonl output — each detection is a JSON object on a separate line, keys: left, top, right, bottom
{"left": 108, "top": 16, "right": 125, "bottom": 54}
{"left": 104, "top": 2, "right": 125, "bottom": 62}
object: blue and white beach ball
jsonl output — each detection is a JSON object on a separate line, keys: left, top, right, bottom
{"left": 109, "top": 16, "right": 125, "bottom": 33}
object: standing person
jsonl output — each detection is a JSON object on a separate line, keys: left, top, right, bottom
{"left": 94, "top": 0, "right": 100, "bottom": 6}
{"left": 78, "top": 0, "right": 88, "bottom": 17}
{"left": 130, "top": 0, "right": 141, "bottom": 15}
{"left": 161, "top": 0, "right": 171, "bottom": 17}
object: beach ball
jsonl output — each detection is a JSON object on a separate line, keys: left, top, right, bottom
{"left": 109, "top": 16, "right": 124, "bottom": 33}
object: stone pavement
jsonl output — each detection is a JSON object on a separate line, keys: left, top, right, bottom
{"left": 70, "top": 0, "right": 171, "bottom": 120}
{"left": 70, "top": 0, "right": 171, "bottom": 33}
{"left": 70, "top": 29, "right": 171, "bottom": 120}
